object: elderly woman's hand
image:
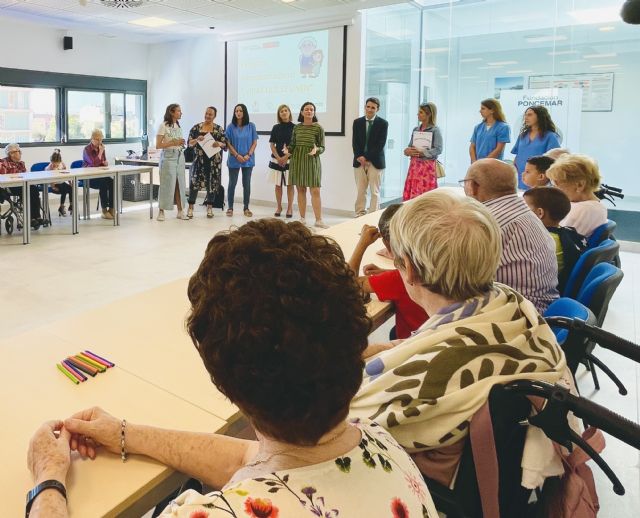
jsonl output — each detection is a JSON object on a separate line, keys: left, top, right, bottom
{"left": 28, "top": 420, "right": 71, "bottom": 484}
{"left": 64, "top": 407, "right": 121, "bottom": 460}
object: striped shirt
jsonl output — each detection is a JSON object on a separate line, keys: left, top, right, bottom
{"left": 484, "top": 194, "right": 559, "bottom": 314}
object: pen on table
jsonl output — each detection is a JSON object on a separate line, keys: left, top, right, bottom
{"left": 57, "top": 363, "right": 79, "bottom": 385}
{"left": 66, "top": 356, "right": 98, "bottom": 377}
{"left": 71, "top": 355, "right": 104, "bottom": 374}
{"left": 76, "top": 353, "right": 107, "bottom": 372}
{"left": 84, "top": 350, "right": 115, "bottom": 368}
{"left": 62, "top": 359, "right": 87, "bottom": 382}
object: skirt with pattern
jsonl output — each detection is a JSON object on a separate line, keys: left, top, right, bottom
{"left": 403, "top": 157, "right": 437, "bottom": 201}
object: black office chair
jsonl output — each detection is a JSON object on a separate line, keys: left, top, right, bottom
{"left": 562, "top": 239, "right": 620, "bottom": 298}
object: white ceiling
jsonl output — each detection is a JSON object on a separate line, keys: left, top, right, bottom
{"left": 0, "top": 0, "right": 403, "bottom": 43}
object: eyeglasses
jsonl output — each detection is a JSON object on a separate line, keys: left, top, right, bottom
{"left": 458, "top": 179, "right": 474, "bottom": 186}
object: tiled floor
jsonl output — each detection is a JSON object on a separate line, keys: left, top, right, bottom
{"left": 2, "top": 198, "right": 638, "bottom": 515}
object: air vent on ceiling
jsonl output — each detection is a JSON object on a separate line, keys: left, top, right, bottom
{"left": 100, "top": 0, "right": 149, "bottom": 8}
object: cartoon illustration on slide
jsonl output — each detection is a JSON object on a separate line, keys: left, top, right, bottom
{"left": 298, "top": 37, "right": 317, "bottom": 77}
{"left": 310, "top": 49, "right": 324, "bottom": 78}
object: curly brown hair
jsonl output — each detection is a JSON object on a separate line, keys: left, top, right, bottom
{"left": 187, "top": 219, "right": 371, "bottom": 445}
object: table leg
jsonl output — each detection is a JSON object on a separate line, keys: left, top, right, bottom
{"left": 23, "top": 182, "right": 30, "bottom": 245}
{"left": 149, "top": 168, "right": 154, "bottom": 219}
{"left": 72, "top": 179, "right": 78, "bottom": 235}
{"left": 83, "top": 182, "right": 89, "bottom": 220}
{"left": 42, "top": 184, "right": 51, "bottom": 226}
{"left": 114, "top": 174, "right": 120, "bottom": 226}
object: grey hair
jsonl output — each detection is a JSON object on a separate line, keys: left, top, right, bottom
{"left": 4, "top": 143, "right": 20, "bottom": 156}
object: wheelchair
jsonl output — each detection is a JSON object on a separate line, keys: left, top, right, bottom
{"left": 0, "top": 187, "right": 48, "bottom": 235}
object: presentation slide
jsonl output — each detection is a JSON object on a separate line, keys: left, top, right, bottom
{"left": 227, "top": 27, "right": 346, "bottom": 134}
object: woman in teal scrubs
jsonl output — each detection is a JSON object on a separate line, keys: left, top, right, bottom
{"left": 469, "top": 98, "right": 511, "bottom": 162}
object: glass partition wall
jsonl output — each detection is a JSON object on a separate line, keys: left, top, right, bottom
{"left": 364, "top": 0, "right": 640, "bottom": 207}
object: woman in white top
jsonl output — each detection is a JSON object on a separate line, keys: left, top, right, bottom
{"left": 156, "top": 103, "right": 188, "bottom": 221}
{"left": 546, "top": 153, "right": 607, "bottom": 238}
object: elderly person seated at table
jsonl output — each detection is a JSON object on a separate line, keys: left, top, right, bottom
{"left": 350, "top": 190, "right": 567, "bottom": 488}
{"left": 26, "top": 219, "right": 438, "bottom": 517}
{"left": 0, "top": 143, "right": 43, "bottom": 228}
{"left": 82, "top": 128, "right": 115, "bottom": 220}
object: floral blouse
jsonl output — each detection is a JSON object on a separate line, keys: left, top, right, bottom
{"left": 159, "top": 420, "right": 437, "bottom": 517}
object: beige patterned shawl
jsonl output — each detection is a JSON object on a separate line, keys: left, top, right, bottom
{"left": 350, "top": 284, "right": 566, "bottom": 452}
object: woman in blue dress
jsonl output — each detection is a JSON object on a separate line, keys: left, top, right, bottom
{"left": 511, "top": 105, "right": 561, "bottom": 189}
{"left": 469, "top": 98, "right": 511, "bottom": 162}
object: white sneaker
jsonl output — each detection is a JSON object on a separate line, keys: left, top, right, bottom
{"left": 177, "top": 210, "right": 189, "bottom": 220}
{"left": 157, "top": 211, "right": 165, "bottom": 221}
{"left": 314, "top": 220, "right": 329, "bottom": 229}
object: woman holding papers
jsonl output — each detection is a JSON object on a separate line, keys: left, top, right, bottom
{"left": 156, "top": 103, "right": 188, "bottom": 222}
{"left": 186, "top": 107, "right": 227, "bottom": 218}
{"left": 402, "top": 102, "right": 442, "bottom": 200}
{"left": 226, "top": 104, "right": 258, "bottom": 217}
{"left": 289, "top": 101, "right": 328, "bottom": 228}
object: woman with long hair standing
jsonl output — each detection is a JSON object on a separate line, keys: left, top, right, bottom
{"left": 186, "top": 106, "right": 227, "bottom": 218}
{"left": 268, "top": 104, "right": 295, "bottom": 218}
{"left": 469, "top": 98, "right": 511, "bottom": 162}
{"left": 511, "top": 105, "right": 561, "bottom": 189}
{"left": 402, "top": 102, "right": 442, "bottom": 200}
{"left": 156, "top": 103, "right": 188, "bottom": 221}
{"left": 225, "top": 103, "right": 258, "bottom": 217}
{"left": 289, "top": 101, "right": 328, "bottom": 228}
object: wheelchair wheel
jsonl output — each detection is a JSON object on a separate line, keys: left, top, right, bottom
{"left": 5, "top": 217, "right": 14, "bottom": 235}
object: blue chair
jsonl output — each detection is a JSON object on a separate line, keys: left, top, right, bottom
{"left": 30, "top": 162, "right": 48, "bottom": 172}
{"left": 562, "top": 239, "right": 619, "bottom": 298}
{"left": 575, "top": 262, "right": 626, "bottom": 394}
{"left": 587, "top": 219, "right": 617, "bottom": 248}
{"left": 587, "top": 219, "right": 620, "bottom": 268}
{"left": 70, "top": 160, "right": 83, "bottom": 169}
{"left": 29, "top": 162, "right": 52, "bottom": 226}
{"left": 544, "top": 298, "right": 596, "bottom": 376}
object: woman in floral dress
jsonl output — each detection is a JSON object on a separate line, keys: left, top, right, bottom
{"left": 27, "top": 219, "right": 438, "bottom": 518}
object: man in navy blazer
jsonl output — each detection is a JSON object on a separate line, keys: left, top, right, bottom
{"left": 352, "top": 97, "right": 389, "bottom": 216}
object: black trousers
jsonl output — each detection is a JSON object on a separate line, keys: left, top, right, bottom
{"left": 89, "top": 177, "right": 114, "bottom": 209}
{"left": 52, "top": 183, "right": 72, "bottom": 205}
{"left": 8, "top": 185, "right": 42, "bottom": 219}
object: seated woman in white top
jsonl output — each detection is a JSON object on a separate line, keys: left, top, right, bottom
{"left": 546, "top": 154, "right": 607, "bottom": 238}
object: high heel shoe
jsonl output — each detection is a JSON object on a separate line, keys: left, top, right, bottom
{"left": 58, "top": 206, "right": 67, "bottom": 217}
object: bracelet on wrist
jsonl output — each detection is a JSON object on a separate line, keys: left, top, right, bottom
{"left": 26, "top": 480, "right": 67, "bottom": 517}
{"left": 121, "top": 419, "right": 127, "bottom": 462}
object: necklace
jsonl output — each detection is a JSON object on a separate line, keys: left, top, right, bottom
{"left": 243, "top": 422, "right": 351, "bottom": 468}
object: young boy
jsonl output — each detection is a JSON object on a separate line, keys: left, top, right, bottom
{"left": 522, "top": 155, "right": 555, "bottom": 188}
{"left": 523, "top": 187, "right": 588, "bottom": 294}
{"left": 348, "top": 204, "right": 428, "bottom": 339}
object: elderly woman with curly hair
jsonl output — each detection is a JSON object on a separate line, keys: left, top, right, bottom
{"left": 546, "top": 153, "right": 607, "bottom": 238}
{"left": 350, "top": 190, "right": 567, "bottom": 488}
{"left": 26, "top": 219, "right": 437, "bottom": 517}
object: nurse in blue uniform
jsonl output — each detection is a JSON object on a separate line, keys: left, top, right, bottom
{"left": 469, "top": 98, "right": 511, "bottom": 162}
{"left": 511, "top": 105, "right": 561, "bottom": 189}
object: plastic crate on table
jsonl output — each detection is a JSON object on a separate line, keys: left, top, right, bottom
{"left": 122, "top": 174, "right": 159, "bottom": 202}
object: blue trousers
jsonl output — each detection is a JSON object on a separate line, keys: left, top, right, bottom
{"left": 227, "top": 167, "right": 252, "bottom": 210}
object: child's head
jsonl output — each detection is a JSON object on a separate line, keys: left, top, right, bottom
{"left": 378, "top": 203, "right": 402, "bottom": 252}
{"left": 50, "top": 148, "right": 62, "bottom": 164}
{"left": 523, "top": 186, "right": 571, "bottom": 227}
{"left": 522, "top": 155, "right": 554, "bottom": 188}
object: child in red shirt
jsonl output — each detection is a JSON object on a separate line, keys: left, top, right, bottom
{"left": 348, "top": 204, "right": 428, "bottom": 339}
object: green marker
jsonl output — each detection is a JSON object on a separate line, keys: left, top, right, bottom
{"left": 57, "top": 363, "right": 79, "bottom": 385}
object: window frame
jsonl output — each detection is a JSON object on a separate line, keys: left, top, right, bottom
{"left": 0, "top": 67, "right": 146, "bottom": 147}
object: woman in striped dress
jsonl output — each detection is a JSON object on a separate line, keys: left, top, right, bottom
{"left": 288, "top": 101, "right": 328, "bottom": 228}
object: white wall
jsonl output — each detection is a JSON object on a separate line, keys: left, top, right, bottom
{"left": 146, "top": 20, "right": 363, "bottom": 214}
{"left": 0, "top": 19, "right": 149, "bottom": 167}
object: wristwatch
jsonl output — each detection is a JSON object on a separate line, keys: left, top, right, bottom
{"left": 26, "top": 480, "right": 66, "bottom": 517}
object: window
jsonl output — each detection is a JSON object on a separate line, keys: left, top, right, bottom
{"left": 0, "top": 67, "right": 146, "bottom": 146}
{"left": 0, "top": 86, "right": 57, "bottom": 143}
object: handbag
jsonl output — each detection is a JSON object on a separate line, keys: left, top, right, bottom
{"left": 184, "top": 145, "right": 195, "bottom": 163}
{"left": 212, "top": 185, "right": 225, "bottom": 209}
{"left": 436, "top": 160, "right": 446, "bottom": 178}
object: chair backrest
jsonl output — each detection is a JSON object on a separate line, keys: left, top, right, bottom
{"left": 576, "top": 262, "right": 624, "bottom": 327}
{"left": 562, "top": 239, "right": 620, "bottom": 299}
{"left": 544, "top": 298, "right": 597, "bottom": 375}
{"left": 587, "top": 219, "right": 617, "bottom": 249}
{"left": 30, "top": 162, "right": 49, "bottom": 172}
{"left": 70, "top": 160, "right": 84, "bottom": 169}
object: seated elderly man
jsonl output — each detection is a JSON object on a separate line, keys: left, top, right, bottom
{"left": 0, "top": 143, "right": 43, "bottom": 228}
{"left": 350, "top": 190, "right": 566, "bottom": 488}
{"left": 462, "top": 158, "right": 558, "bottom": 313}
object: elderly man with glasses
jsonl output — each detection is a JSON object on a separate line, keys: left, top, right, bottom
{"left": 0, "top": 143, "right": 43, "bottom": 228}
